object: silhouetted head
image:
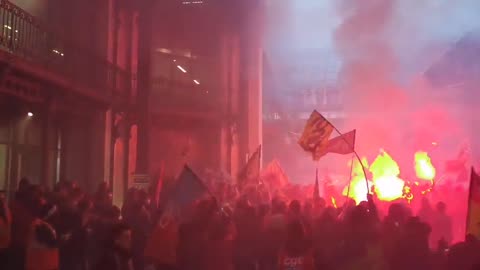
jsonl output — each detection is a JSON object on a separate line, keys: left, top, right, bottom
{"left": 289, "top": 200, "right": 301, "bottom": 216}
{"left": 436, "top": 201, "right": 447, "bottom": 213}
{"left": 303, "top": 200, "right": 313, "bottom": 215}
{"left": 18, "top": 177, "right": 31, "bottom": 192}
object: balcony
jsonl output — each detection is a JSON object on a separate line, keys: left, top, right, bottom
{"left": 0, "top": 0, "right": 133, "bottom": 103}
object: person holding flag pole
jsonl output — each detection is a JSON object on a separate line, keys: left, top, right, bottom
{"left": 146, "top": 164, "right": 226, "bottom": 270}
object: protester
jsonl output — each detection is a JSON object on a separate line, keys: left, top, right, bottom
{"left": 430, "top": 202, "right": 453, "bottom": 248}
{"left": 278, "top": 220, "right": 314, "bottom": 270}
{"left": 26, "top": 220, "right": 59, "bottom": 270}
{"left": 94, "top": 223, "right": 133, "bottom": 270}
{"left": 0, "top": 192, "right": 11, "bottom": 264}
{"left": 1, "top": 169, "right": 480, "bottom": 270}
{"left": 144, "top": 209, "right": 179, "bottom": 270}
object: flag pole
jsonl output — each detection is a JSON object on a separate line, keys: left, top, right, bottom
{"left": 465, "top": 167, "right": 475, "bottom": 239}
{"left": 314, "top": 162, "right": 320, "bottom": 200}
{"left": 326, "top": 122, "right": 369, "bottom": 194}
{"left": 346, "top": 153, "right": 355, "bottom": 199}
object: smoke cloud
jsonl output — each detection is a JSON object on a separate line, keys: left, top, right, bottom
{"left": 264, "top": 0, "right": 480, "bottom": 181}
{"left": 333, "top": 0, "right": 478, "bottom": 170}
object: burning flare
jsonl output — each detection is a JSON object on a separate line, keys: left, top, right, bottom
{"left": 343, "top": 158, "right": 371, "bottom": 204}
{"left": 331, "top": 197, "right": 337, "bottom": 208}
{"left": 370, "top": 150, "right": 405, "bottom": 202}
{"left": 342, "top": 150, "right": 436, "bottom": 205}
{"left": 414, "top": 151, "right": 436, "bottom": 181}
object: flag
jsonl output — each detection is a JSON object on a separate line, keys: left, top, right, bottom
{"left": 466, "top": 167, "right": 480, "bottom": 238}
{"left": 261, "top": 159, "right": 289, "bottom": 188}
{"left": 168, "top": 165, "right": 208, "bottom": 209}
{"left": 145, "top": 206, "right": 179, "bottom": 266}
{"left": 316, "top": 130, "right": 356, "bottom": 159}
{"left": 238, "top": 145, "right": 262, "bottom": 188}
{"left": 313, "top": 168, "right": 320, "bottom": 200}
{"left": 154, "top": 161, "right": 165, "bottom": 208}
{"left": 298, "top": 110, "right": 334, "bottom": 160}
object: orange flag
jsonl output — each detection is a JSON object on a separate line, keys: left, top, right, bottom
{"left": 261, "top": 159, "right": 289, "bottom": 188}
{"left": 144, "top": 218, "right": 179, "bottom": 266}
{"left": 298, "top": 110, "right": 334, "bottom": 161}
{"left": 316, "top": 130, "right": 356, "bottom": 159}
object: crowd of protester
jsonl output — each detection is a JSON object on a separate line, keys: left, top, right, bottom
{"left": 0, "top": 176, "right": 479, "bottom": 270}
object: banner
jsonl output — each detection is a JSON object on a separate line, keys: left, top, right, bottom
{"left": 316, "top": 129, "right": 356, "bottom": 159}
{"left": 298, "top": 110, "right": 334, "bottom": 161}
{"left": 261, "top": 159, "right": 289, "bottom": 188}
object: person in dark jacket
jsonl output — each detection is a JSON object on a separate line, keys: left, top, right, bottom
{"left": 95, "top": 223, "right": 133, "bottom": 270}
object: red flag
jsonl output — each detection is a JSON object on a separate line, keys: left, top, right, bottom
{"left": 466, "top": 167, "right": 480, "bottom": 238}
{"left": 316, "top": 130, "right": 356, "bottom": 159}
{"left": 298, "top": 110, "right": 334, "bottom": 161}
{"left": 261, "top": 159, "right": 289, "bottom": 188}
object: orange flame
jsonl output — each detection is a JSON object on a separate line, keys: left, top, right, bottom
{"left": 370, "top": 150, "right": 405, "bottom": 202}
{"left": 414, "top": 151, "right": 436, "bottom": 181}
{"left": 343, "top": 158, "right": 372, "bottom": 204}
{"left": 331, "top": 197, "right": 337, "bottom": 208}
{"left": 342, "top": 150, "right": 436, "bottom": 205}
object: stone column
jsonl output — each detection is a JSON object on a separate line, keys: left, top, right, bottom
{"left": 244, "top": 0, "right": 264, "bottom": 157}
{"left": 219, "top": 33, "right": 232, "bottom": 174}
{"left": 41, "top": 99, "right": 54, "bottom": 188}
{"left": 135, "top": 3, "right": 153, "bottom": 175}
{"left": 90, "top": 109, "right": 108, "bottom": 191}
{"left": 104, "top": 109, "right": 113, "bottom": 185}
{"left": 112, "top": 115, "right": 130, "bottom": 206}
{"left": 219, "top": 12, "right": 241, "bottom": 177}
{"left": 237, "top": 0, "right": 265, "bottom": 168}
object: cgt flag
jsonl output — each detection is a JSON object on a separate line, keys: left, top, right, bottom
{"left": 261, "top": 159, "right": 289, "bottom": 188}
{"left": 466, "top": 167, "right": 480, "bottom": 238}
{"left": 168, "top": 165, "right": 208, "bottom": 209}
{"left": 238, "top": 145, "right": 262, "bottom": 189}
{"left": 298, "top": 110, "right": 334, "bottom": 161}
{"left": 316, "top": 130, "right": 356, "bottom": 159}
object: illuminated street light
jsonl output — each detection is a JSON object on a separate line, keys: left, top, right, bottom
{"left": 177, "top": 65, "right": 187, "bottom": 73}
{"left": 193, "top": 79, "right": 200, "bottom": 85}
{"left": 27, "top": 112, "right": 33, "bottom": 117}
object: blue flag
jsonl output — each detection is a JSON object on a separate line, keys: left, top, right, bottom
{"left": 169, "top": 165, "right": 208, "bottom": 208}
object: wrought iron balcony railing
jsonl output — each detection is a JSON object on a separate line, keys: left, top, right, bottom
{"left": 0, "top": 0, "right": 133, "bottom": 100}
